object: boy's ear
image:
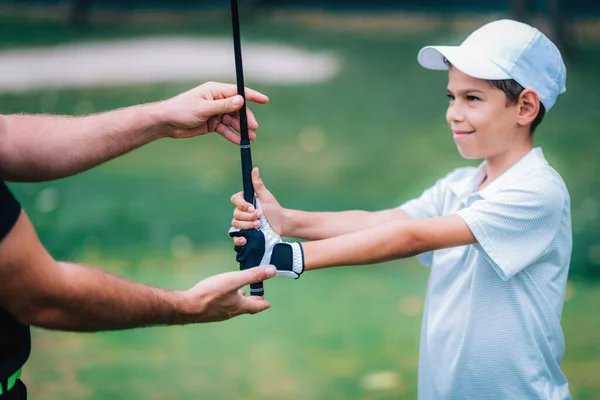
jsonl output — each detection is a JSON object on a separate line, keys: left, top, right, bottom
{"left": 516, "top": 89, "right": 540, "bottom": 127}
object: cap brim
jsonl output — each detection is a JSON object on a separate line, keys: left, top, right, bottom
{"left": 418, "top": 45, "right": 511, "bottom": 80}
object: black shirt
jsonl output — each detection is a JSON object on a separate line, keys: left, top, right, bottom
{"left": 0, "top": 181, "right": 30, "bottom": 380}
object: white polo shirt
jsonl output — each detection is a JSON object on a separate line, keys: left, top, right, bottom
{"left": 400, "top": 147, "right": 572, "bottom": 400}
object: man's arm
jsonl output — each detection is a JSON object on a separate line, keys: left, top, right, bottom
{"left": 0, "top": 82, "right": 268, "bottom": 182}
{"left": 0, "top": 210, "right": 275, "bottom": 331}
{"left": 302, "top": 214, "right": 476, "bottom": 270}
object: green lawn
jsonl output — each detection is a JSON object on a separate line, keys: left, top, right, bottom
{"left": 2, "top": 10, "right": 600, "bottom": 399}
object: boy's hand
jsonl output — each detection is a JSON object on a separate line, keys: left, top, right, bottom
{"left": 228, "top": 201, "right": 304, "bottom": 279}
{"left": 230, "top": 168, "right": 286, "bottom": 235}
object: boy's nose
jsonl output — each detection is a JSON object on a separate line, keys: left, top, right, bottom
{"left": 446, "top": 103, "right": 465, "bottom": 123}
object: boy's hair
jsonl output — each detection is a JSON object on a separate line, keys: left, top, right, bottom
{"left": 444, "top": 59, "right": 545, "bottom": 134}
{"left": 488, "top": 79, "right": 546, "bottom": 135}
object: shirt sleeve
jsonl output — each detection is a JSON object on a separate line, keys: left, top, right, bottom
{"left": 398, "top": 179, "right": 446, "bottom": 221}
{"left": 397, "top": 175, "right": 451, "bottom": 267}
{"left": 456, "top": 174, "right": 565, "bottom": 280}
{"left": 0, "top": 181, "right": 21, "bottom": 242}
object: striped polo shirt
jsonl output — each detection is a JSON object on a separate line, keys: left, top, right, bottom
{"left": 400, "top": 147, "right": 572, "bottom": 399}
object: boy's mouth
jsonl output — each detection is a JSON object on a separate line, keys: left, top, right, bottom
{"left": 452, "top": 130, "right": 474, "bottom": 141}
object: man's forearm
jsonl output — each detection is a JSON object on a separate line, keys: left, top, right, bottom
{"left": 24, "top": 261, "right": 185, "bottom": 332}
{"left": 0, "top": 104, "right": 166, "bottom": 182}
{"left": 283, "top": 208, "right": 410, "bottom": 240}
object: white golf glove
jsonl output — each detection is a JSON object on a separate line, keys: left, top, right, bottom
{"left": 228, "top": 199, "right": 304, "bottom": 279}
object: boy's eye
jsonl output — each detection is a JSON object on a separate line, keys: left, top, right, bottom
{"left": 466, "top": 95, "right": 480, "bottom": 102}
{"left": 446, "top": 94, "right": 455, "bottom": 100}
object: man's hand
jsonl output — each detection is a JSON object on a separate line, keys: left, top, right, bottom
{"left": 178, "top": 265, "right": 277, "bottom": 323}
{"left": 0, "top": 82, "right": 268, "bottom": 182}
{"left": 231, "top": 168, "right": 287, "bottom": 236}
{"left": 157, "top": 82, "right": 269, "bottom": 144}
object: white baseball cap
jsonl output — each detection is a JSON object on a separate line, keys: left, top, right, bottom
{"left": 418, "top": 19, "right": 567, "bottom": 110}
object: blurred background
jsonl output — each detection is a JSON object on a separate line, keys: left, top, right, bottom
{"left": 1, "top": 0, "right": 600, "bottom": 398}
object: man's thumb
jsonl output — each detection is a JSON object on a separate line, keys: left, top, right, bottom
{"left": 238, "top": 265, "right": 277, "bottom": 286}
{"left": 204, "top": 96, "right": 244, "bottom": 116}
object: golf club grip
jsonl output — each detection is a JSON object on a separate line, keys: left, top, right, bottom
{"left": 231, "top": 0, "right": 264, "bottom": 297}
{"left": 240, "top": 145, "right": 255, "bottom": 204}
{"left": 241, "top": 143, "right": 264, "bottom": 297}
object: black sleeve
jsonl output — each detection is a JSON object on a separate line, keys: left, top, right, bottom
{"left": 0, "top": 181, "right": 21, "bottom": 242}
{"left": 0, "top": 182, "right": 30, "bottom": 381}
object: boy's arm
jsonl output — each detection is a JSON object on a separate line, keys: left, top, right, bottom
{"left": 231, "top": 168, "right": 411, "bottom": 240}
{"left": 231, "top": 213, "right": 474, "bottom": 278}
{"left": 302, "top": 214, "right": 475, "bottom": 270}
{"left": 0, "top": 82, "right": 268, "bottom": 182}
{"left": 282, "top": 208, "right": 411, "bottom": 240}
{"left": 0, "top": 211, "right": 274, "bottom": 331}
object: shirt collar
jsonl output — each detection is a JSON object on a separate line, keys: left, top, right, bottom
{"left": 450, "top": 147, "right": 548, "bottom": 203}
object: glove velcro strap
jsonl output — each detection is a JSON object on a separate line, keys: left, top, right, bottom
{"left": 289, "top": 242, "right": 304, "bottom": 275}
{"left": 270, "top": 242, "right": 304, "bottom": 279}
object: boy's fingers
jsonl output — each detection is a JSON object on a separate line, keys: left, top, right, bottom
{"left": 231, "top": 219, "right": 261, "bottom": 230}
{"left": 233, "top": 237, "right": 246, "bottom": 246}
{"left": 233, "top": 208, "right": 260, "bottom": 221}
{"left": 252, "top": 167, "right": 271, "bottom": 200}
{"left": 231, "top": 192, "right": 255, "bottom": 211}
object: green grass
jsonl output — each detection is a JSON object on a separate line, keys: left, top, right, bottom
{"left": 2, "top": 11, "right": 600, "bottom": 399}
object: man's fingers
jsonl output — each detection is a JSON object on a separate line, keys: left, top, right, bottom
{"left": 243, "top": 87, "right": 269, "bottom": 104}
{"left": 206, "top": 83, "right": 269, "bottom": 105}
{"left": 221, "top": 113, "right": 242, "bottom": 132}
{"left": 221, "top": 114, "right": 258, "bottom": 140}
{"left": 215, "top": 123, "right": 242, "bottom": 145}
{"left": 200, "top": 96, "right": 244, "bottom": 119}
{"left": 212, "top": 266, "right": 275, "bottom": 296}
{"left": 245, "top": 107, "right": 259, "bottom": 131}
{"left": 238, "top": 297, "right": 272, "bottom": 315}
{"left": 233, "top": 265, "right": 277, "bottom": 287}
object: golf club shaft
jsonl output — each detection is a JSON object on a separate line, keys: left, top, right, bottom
{"left": 231, "top": 0, "right": 264, "bottom": 296}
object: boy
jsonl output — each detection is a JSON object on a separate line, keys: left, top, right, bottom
{"left": 230, "top": 19, "right": 571, "bottom": 399}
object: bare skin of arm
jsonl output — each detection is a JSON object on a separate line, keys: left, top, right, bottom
{"left": 300, "top": 214, "right": 475, "bottom": 270}
{"left": 234, "top": 209, "right": 474, "bottom": 270}
{"left": 230, "top": 168, "right": 411, "bottom": 241}
{"left": 0, "top": 210, "right": 276, "bottom": 332}
{"left": 0, "top": 82, "right": 269, "bottom": 182}
{"left": 230, "top": 168, "right": 476, "bottom": 269}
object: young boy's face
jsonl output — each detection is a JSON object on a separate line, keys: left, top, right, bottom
{"left": 445, "top": 67, "right": 521, "bottom": 160}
